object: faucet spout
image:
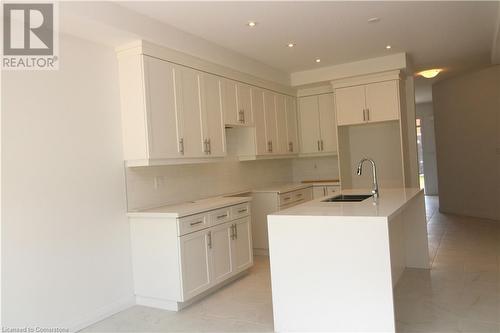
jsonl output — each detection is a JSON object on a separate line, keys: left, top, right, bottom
{"left": 356, "top": 158, "right": 379, "bottom": 198}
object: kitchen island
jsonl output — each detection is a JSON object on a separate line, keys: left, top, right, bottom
{"left": 267, "top": 188, "right": 429, "bottom": 332}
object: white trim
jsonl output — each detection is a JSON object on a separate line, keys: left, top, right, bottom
{"left": 290, "top": 53, "right": 408, "bottom": 87}
{"left": 297, "top": 85, "right": 333, "bottom": 97}
{"left": 492, "top": 4, "right": 500, "bottom": 64}
{"left": 67, "top": 295, "right": 135, "bottom": 332}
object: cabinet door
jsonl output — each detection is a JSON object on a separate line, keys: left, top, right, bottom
{"left": 335, "top": 85, "right": 366, "bottom": 126}
{"left": 298, "top": 95, "right": 321, "bottom": 154}
{"left": 222, "top": 79, "right": 238, "bottom": 125}
{"left": 365, "top": 80, "right": 400, "bottom": 123}
{"left": 180, "top": 229, "right": 212, "bottom": 300}
{"left": 325, "top": 186, "right": 340, "bottom": 196}
{"left": 285, "top": 96, "right": 299, "bottom": 154}
{"left": 199, "top": 73, "right": 226, "bottom": 157}
{"left": 312, "top": 186, "right": 326, "bottom": 199}
{"left": 318, "top": 93, "right": 337, "bottom": 153}
{"left": 232, "top": 217, "right": 253, "bottom": 273}
{"left": 143, "top": 56, "right": 182, "bottom": 159}
{"left": 275, "top": 94, "right": 288, "bottom": 154}
{"left": 251, "top": 88, "right": 268, "bottom": 155}
{"left": 210, "top": 222, "right": 234, "bottom": 284}
{"left": 174, "top": 66, "right": 204, "bottom": 157}
{"left": 236, "top": 83, "right": 253, "bottom": 125}
{"left": 263, "top": 91, "right": 278, "bottom": 154}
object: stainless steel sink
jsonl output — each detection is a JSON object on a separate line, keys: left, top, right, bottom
{"left": 322, "top": 194, "right": 373, "bottom": 202}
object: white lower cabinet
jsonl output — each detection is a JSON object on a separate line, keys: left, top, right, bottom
{"left": 129, "top": 201, "right": 252, "bottom": 311}
{"left": 312, "top": 185, "right": 341, "bottom": 199}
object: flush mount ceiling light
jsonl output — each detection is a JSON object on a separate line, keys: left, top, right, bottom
{"left": 418, "top": 69, "right": 442, "bottom": 79}
{"left": 247, "top": 21, "right": 257, "bottom": 27}
{"left": 315, "top": 58, "right": 321, "bottom": 63}
{"left": 386, "top": 45, "right": 392, "bottom": 49}
{"left": 287, "top": 42, "right": 295, "bottom": 48}
{"left": 367, "top": 17, "right": 380, "bottom": 23}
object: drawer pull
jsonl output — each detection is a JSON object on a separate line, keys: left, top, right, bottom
{"left": 190, "top": 220, "right": 203, "bottom": 226}
{"left": 283, "top": 197, "right": 291, "bottom": 201}
{"left": 217, "top": 214, "right": 228, "bottom": 219}
{"left": 237, "top": 208, "right": 247, "bottom": 213}
{"left": 296, "top": 193, "right": 303, "bottom": 197}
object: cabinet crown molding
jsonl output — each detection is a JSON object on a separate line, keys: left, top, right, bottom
{"left": 117, "top": 40, "right": 296, "bottom": 97}
{"left": 331, "top": 70, "right": 402, "bottom": 90}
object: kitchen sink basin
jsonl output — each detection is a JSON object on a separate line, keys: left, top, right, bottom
{"left": 322, "top": 194, "right": 373, "bottom": 202}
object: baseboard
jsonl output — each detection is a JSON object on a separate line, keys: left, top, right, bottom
{"left": 67, "top": 294, "right": 135, "bottom": 332}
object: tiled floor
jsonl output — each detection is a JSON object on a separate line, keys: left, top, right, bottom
{"left": 83, "top": 196, "right": 500, "bottom": 333}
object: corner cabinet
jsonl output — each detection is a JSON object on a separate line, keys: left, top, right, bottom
{"left": 297, "top": 93, "right": 337, "bottom": 155}
{"left": 130, "top": 201, "right": 253, "bottom": 311}
{"left": 117, "top": 53, "right": 226, "bottom": 166}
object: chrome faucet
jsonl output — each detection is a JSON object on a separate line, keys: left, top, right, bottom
{"left": 356, "top": 158, "right": 379, "bottom": 198}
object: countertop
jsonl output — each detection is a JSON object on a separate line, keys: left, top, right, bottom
{"left": 301, "top": 180, "right": 341, "bottom": 186}
{"left": 127, "top": 196, "right": 251, "bottom": 218}
{"left": 271, "top": 188, "right": 423, "bottom": 219}
{"left": 252, "top": 183, "right": 312, "bottom": 194}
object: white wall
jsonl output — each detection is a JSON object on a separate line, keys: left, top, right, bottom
{"left": 126, "top": 159, "right": 294, "bottom": 211}
{"left": 2, "top": 35, "right": 134, "bottom": 330}
{"left": 291, "top": 156, "right": 339, "bottom": 183}
{"left": 416, "top": 102, "right": 439, "bottom": 195}
{"left": 433, "top": 65, "right": 500, "bottom": 220}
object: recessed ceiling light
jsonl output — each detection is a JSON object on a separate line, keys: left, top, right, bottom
{"left": 315, "top": 58, "right": 321, "bottom": 63}
{"left": 386, "top": 45, "right": 392, "bottom": 49}
{"left": 418, "top": 69, "right": 442, "bottom": 79}
{"left": 287, "top": 42, "right": 295, "bottom": 48}
{"left": 368, "top": 17, "right": 380, "bottom": 23}
{"left": 247, "top": 21, "right": 257, "bottom": 27}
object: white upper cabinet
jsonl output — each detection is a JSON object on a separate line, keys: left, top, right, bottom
{"left": 298, "top": 93, "right": 337, "bottom": 154}
{"left": 222, "top": 79, "right": 253, "bottom": 126}
{"left": 335, "top": 80, "right": 400, "bottom": 126}
{"left": 199, "top": 73, "right": 226, "bottom": 157}
{"left": 364, "top": 80, "right": 400, "bottom": 123}
{"left": 275, "top": 94, "right": 288, "bottom": 154}
{"left": 173, "top": 66, "right": 205, "bottom": 158}
{"left": 251, "top": 88, "right": 269, "bottom": 155}
{"left": 318, "top": 94, "right": 337, "bottom": 153}
{"left": 285, "top": 96, "right": 299, "bottom": 154}
{"left": 143, "top": 56, "right": 182, "bottom": 159}
{"left": 335, "top": 85, "right": 366, "bottom": 126}
{"left": 298, "top": 96, "right": 321, "bottom": 154}
{"left": 263, "top": 91, "right": 278, "bottom": 154}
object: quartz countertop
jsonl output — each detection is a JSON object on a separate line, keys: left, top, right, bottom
{"left": 271, "top": 188, "right": 423, "bottom": 219}
{"left": 127, "top": 196, "right": 251, "bottom": 218}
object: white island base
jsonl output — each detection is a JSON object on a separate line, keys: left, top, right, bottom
{"left": 267, "top": 188, "right": 429, "bottom": 332}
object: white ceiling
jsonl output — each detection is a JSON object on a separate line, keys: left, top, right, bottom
{"left": 118, "top": 1, "right": 499, "bottom": 75}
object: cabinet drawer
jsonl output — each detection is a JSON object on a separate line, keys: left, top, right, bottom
{"left": 178, "top": 213, "right": 209, "bottom": 236}
{"left": 325, "top": 186, "right": 340, "bottom": 196}
{"left": 293, "top": 188, "right": 312, "bottom": 202}
{"left": 231, "top": 203, "right": 250, "bottom": 219}
{"left": 209, "top": 207, "right": 232, "bottom": 226}
{"left": 279, "top": 192, "right": 294, "bottom": 206}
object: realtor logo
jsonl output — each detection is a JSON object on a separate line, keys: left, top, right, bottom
{"left": 2, "top": 2, "right": 59, "bottom": 70}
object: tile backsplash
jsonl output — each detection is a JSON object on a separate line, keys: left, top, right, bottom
{"left": 126, "top": 159, "right": 294, "bottom": 210}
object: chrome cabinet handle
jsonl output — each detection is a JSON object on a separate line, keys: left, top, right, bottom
{"left": 238, "top": 208, "right": 247, "bottom": 213}
{"left": 217, "top": 213, "right": 228, "bottom": 219}
{"left": 190, "top": 220, "right": 203, "bottom": 226}
{"left": 234, "top": 224, "right": 238, "bottom": 239}
{"left": 203, "top": 139, "right": 208, "bottom": 153}
{"left": 366, "top": 108, "right": 370, "bottom": 121}
{"left": 362, "top": 109, "right": 366, "bottom": 121}
{"left": 207, "top": 231, "right": 212, "bottom": 249}
{"left": 208, "top": 138, "right": 211, "bottom": 154}
{"left": 323, "top": 187, "right": 327, "bottom": 196}
{"left": 320, "top": 140, "right": 324, "bottom": 151}
{"left": 179, "top": 138, "right": 184, "bottom": 154}
{"left": 283, "top": 196, "right": 291, "bottom": 201}
{"left": 238, "top": 109, "right": 245, "bottom": 123}
{"left": 317, "top": 140, "right": 320, "bottom": 151}
{"left": 268, "top": 141, "right": 273, "bottom": 152}
{"left": 296, "top": 193, "right": 303, "bottom": 198}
